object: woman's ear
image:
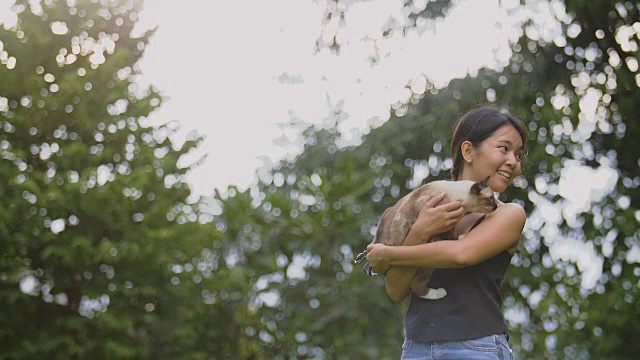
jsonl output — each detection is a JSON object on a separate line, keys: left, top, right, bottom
{"left": 461, "top": 140, "right": 474, "bottom": 163}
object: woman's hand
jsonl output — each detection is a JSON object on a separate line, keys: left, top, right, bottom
{"left": 409, "top": 193, "right": 465, "bottom": 242}
{"left": 366, "top": 243, "right": 391, "bottom": 275}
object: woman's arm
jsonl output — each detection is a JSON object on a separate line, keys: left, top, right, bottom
{"left": 380, "top": 194, "right": 465, "bottom": 302}
{"left": 367, "top": 203, "right": 525, "bottom": 287}
{"left": 381, "top": 225, "right": 432, "bottom": 302}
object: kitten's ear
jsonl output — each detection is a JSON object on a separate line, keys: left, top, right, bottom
{"left": 470, "top": 176, "right": 491, "bottom": 194}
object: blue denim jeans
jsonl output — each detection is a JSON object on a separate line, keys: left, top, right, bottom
{"left": 401, "top": 334, "right": 513, "bottom": 360}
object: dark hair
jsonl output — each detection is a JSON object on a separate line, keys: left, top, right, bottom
{"left": 450, "top": 106, "right": 527, "bottom": 180}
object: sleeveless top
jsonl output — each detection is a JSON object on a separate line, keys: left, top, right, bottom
{"left": 404, "top": 215, "right": 512, "bottom": 342}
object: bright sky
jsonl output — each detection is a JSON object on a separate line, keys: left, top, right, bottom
{"left": 130, "top": 0, "right": 518, "bottom": 197}
{"left": 0, "top": 0, "right": 521, "bottom": 196}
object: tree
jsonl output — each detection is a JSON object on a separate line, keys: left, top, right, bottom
{"left": 0, "top": 1, "right": 217, "bottom": 358}
{"left": 207, "top": 0, "right": 640, "bottom": 358}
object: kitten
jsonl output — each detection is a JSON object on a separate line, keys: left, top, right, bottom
{"left": 359, "top": 177, "right": 496, "bottom": 300}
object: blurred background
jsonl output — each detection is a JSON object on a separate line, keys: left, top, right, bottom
{"left": 0, "top": 0, "right": 638, "bottom": 359}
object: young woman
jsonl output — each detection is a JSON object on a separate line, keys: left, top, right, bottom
{"left": 365, "top": 107, "right": 527, "bottom": 360}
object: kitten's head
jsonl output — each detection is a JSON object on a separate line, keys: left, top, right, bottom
{"left": 463, "top": 176, "right": 497, "bottom": 213}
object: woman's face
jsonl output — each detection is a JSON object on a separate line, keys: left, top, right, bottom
{"left": 461, "top": 124, "right": 524, "bottom": 193}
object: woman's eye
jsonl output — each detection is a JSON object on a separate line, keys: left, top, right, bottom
{"left": 499, "top": 146, "right": 508, "bottom": 151}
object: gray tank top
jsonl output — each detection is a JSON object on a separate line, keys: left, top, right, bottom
{"left": 404, "top": 216, "right": 512, "bottom": 341}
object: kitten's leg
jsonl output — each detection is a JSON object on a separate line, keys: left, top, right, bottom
{"left": 410, "top": 269, "right": 447, "bottom": 300}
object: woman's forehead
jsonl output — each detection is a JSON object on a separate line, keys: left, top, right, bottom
{"left": 489, "top": 125, "right": 524, "bottom": 147}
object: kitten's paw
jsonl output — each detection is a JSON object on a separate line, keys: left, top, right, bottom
{"left": 420, "top": 288, "right": 447, "bottom": 300}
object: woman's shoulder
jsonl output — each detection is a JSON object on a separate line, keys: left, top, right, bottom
{"left": 478, "top": 202, "right": 525, "bottom": 255}
{"left": 488, "top": 201, "right": 526, "bottom": 225}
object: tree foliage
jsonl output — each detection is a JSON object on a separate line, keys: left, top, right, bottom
{"left": 1, "top": 0, "right": 639, "bottom": 359}
{"left": 0, "top": 0, "right": 216, "bottom": 358}
{"left": 214, "top": 1, "right": 640, "bottom": 359}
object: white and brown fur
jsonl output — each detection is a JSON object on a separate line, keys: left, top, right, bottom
{"left": 370, "top": 177, "right": 497, "bottom": 300}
